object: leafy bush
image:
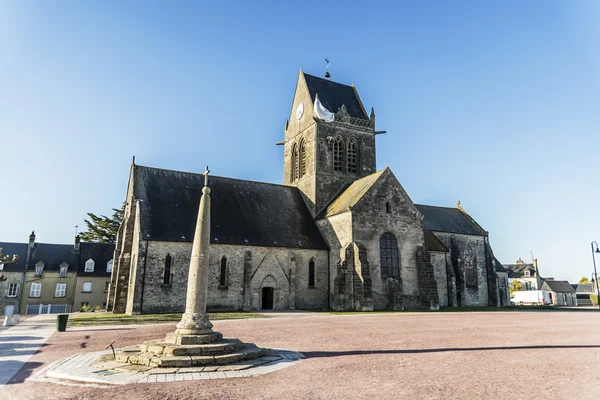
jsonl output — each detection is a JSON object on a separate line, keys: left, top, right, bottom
{"left": 591, "top": 295, "right": 598, "bottom": 306}
{"left": 79, "top": 304, "right": 90, "bottom": 312}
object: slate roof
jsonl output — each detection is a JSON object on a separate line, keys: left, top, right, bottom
{"left": 321, "top": 169, "right": 386, "bottom": 218}
{"left": 29, "top": 243, "right": 79, "bottom": 272}
{"left": 415, "top": 205, "right": 487, "bottom": 236}
{"left": 424, "top": 230, "right": 448, "bottom": 252}
{"left": 573, "top": 283, "right": 596, "bottom": 293}
{"left": 78, "top": 242, "right": 115, "bottom": 277}
{"left": 0, "top": 242, "right": 28, "bottom": 272}
{"left": 133, "top": 165, "right": 327, "bottom": 250}
{"left": 541, "top": 280, "right": 576, "bottom": 293}
{"left": 503, "top": 263, "right": 537, "bottom": 278}
{"left": 494, "top": 258, "right": 508, "bottom": 273}
{"left": 303, "top": 72, "right": 369, "bottom": 120}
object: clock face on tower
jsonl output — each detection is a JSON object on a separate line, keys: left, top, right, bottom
{"left": 296, "top": 103, "right": 304, "bottom": 120}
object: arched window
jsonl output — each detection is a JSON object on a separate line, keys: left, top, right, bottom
{"left": 347, "top": 138, "right": 358, "bottom": 173}
{"left": 219, "top": 256, "right": 227, "bottom": 287}
{"left": 464, "top": 245, "right": 478, "bottom": 288}
{"left": 308, "top": 259, "right": 316, "bottom": 288}
{"left": 291, "top": 143, "right": 300, "bottom": 181}
{"left": 299, "top": 139, "right": 307, "bottom": 178}
{"left": 380, "top": 233, "right": 400, "bottom": 280}
{"left": 163, "top": 254, "right": 172, "bottom": 285}
{"left": 333, "top": 136, "right": 344, "bottom": 172}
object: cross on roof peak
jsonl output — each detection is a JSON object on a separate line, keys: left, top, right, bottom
{"left": 203, "top": 166, "right": 210, "bottom": 187}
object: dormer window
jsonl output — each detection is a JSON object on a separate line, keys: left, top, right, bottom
{"left": 106, "top": 259, "right": 113, "bottom": 273}
{"left": 85, "top": 258, "right": 95, "bottom": 272}
{"left": 34, "top": 262, "right": 45, "bottom": 277}
{"left": 525, "top": 270, "right": 530, "bottom": 277}
{"left": 59, "top": 263, "right": 68, "bottom": 278}
{"left": 0, "top": 263, "right": 4, "bottom": 271}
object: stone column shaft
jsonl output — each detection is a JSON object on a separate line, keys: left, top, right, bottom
{"left": 175, "top": 182, "right": 213, "bottom": 335}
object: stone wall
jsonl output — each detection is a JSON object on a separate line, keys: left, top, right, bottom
{"left": 416, "top": 246, "right": 440, "bottom": 310}
{"left": 430, "top": 232, "right": 490, "bottom": 306}
{"left": 350, "top": 169, "right": 426, "bottom": 310}
{"left": 430, "top": 251, "right": 449, "bottom": 307}
{"left": 0, "top": 272, "right": 24, "bottom": 315}
{"left": 127, "top": 241, "right": 328, "bottom": 314}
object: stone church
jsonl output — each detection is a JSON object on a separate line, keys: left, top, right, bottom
{"left": 108, "top": 71, "right": 505, "bottom": 314}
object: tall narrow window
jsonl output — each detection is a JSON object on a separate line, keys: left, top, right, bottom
{"left": 386, "top": 202, "right": 391, "bottom": 214}
{"left": 308, "top": 259, "right": 315, "bottom": 288}
{"left": 8, "top": 283, "right": 18, "bottom": 297}
{"left": 30, "top": 282, "right": 41, "bottom": 297}
{"left": 299, "top": 139, "right": 307, "bottom": 178}
{"left": 55, "top": 283, "right": 66, "bottom": 297}
{"left": 164, "top": 254, "right": 172, "bottom": 285}
{"left": 380, "top": 232, "right": 400, "bottom": 281}
{"left": 219, "top": 256, "right": 227, "bottom": 287}
{"left": 106, "top": 259, "right": 113, "bottom": 273}
{"left": 333, "top": 136, "right": 344, "bottom": 172}
{"left": 59, "top": 264, "right": 68, "bottom": 278}
{"left": 347, "top": 138, "right": 358, "bottom": 173}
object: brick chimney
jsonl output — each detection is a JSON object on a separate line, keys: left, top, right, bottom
{"left": 74, "top": 235, "right": 81, "bottom": 252}
{"left": 28, "top": 231, "right": 36, "bottom": 249}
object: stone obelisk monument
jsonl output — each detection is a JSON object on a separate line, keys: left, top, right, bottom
{"left": 114, "top": 166, "right": 265, "bottom": 368}
{"left": 174, "top": 166, "right": 214, "bottom": 337}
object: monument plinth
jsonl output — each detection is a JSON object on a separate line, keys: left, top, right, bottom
{"left": 114, "top": 167, "right": 266, "bottom": 368}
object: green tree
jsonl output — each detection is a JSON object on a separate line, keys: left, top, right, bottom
{"left": 0, "top": 248, "right": 19, "bottom": 264}
{"left": 509, "top": 280, "right": 523, "bottom": 295}
{"left": 579, "top": 276, "right": 590, "bottom": 284}
{"left": 80, "top": 203, "right": 125, "bottom": 243}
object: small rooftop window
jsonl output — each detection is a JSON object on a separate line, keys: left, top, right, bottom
{"left": 85, "top": 258, "right": 95, "bottom": 272}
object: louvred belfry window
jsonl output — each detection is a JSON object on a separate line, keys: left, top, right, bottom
{"left": 291, "top": 143, "right": 300, "bottom": 182}
{"left": 333, "top": 136, "right": 344, "bottom": 172}
{"left": 347, "top": 138, "right": 358, "bottom": 173}
{"left": 299, "top": 139, "right": 307, "bottom": 178}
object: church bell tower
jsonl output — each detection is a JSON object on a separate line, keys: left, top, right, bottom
{"left": 283, "top": 70, "right": 377, "bottom": 217}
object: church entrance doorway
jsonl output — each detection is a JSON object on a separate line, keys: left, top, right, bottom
{"left": 262, "top": 287, "right": 274, "bottom": 310}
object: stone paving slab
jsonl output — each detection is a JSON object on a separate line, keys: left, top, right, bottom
{"left": 29, "top": 348, "right": 304, "bottom": 386}
{"left": 0, "top": 314, "right": 57, "bottom": 390}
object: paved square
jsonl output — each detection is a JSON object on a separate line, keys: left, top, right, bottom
{"left": 1, "top": 311, "right": 600, "bottom": 399}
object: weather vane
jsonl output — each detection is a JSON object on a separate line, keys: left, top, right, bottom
{"left": 325, "top": 58, "right": 331, "bottom": 79}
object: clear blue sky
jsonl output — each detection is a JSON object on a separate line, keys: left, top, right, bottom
{"left": 1, "top": 1, "right": 599, "bottom": 283}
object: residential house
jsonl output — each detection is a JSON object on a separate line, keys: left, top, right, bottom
{"left": 1, "top": 232, "right": 116, "bottom": 315}
{"left": 20, "top": 236, "right": 79, "bottom": 315}
{"left": 0, "top": 242, "right": 28, "bottom": 316}
{"left": 541, "top": 280, "right": 577, "bottom": 306}
{"left": 74, "top": 242, "right": 114, "bottom": 310}
{"left": 572, "top": 283, "right": 596, "bottom": 306}
{"left": 504, "top": 257, "right": 542, "bottom": 290}
{"left": 494, "top": 258, "right": 510, "bottom": 306}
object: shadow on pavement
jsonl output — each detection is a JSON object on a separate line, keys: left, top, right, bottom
{"left": 303, "top": 344, "right": 600, "bottom": 358}
{"left": 3, "top": 361, "right": 43, "bottom": 385}
{"left": 67, "top": 327, "right": 136, "bottom": 332}
{"left": 0, "top": 336, "right": 44, "bottom": 342}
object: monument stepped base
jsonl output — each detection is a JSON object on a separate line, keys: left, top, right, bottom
{"left": 115, "top": 331, "right": 265, "bottom": 368}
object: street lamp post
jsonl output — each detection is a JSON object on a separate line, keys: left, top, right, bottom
{"left": 591, "top": 241, "right": 600, "bottom": 311}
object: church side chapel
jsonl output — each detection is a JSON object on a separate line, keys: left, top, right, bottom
{"left": 107, "top": 70, "right": 503, "bottom": 315}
